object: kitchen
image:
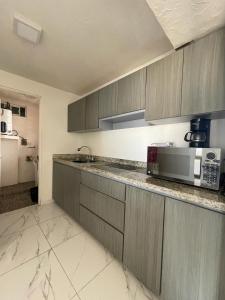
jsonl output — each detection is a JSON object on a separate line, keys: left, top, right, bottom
{"left": 0, "top": 1, "right": 225, "bottom": 299}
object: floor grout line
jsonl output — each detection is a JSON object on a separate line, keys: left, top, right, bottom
{"left": 37, "top": 220, "right": 80, "bottom": 299}
{"left": 0, "top": 249, "right": 50, "bottom": 278}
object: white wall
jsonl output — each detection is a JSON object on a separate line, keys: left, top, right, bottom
{"left": 0, "top": 69, "right": 80, "bottom": 204}
{"left": 80, "top": 119, "right": 225, "bottom": 162}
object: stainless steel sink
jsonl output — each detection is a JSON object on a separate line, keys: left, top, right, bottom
{"left": 72, "top": 159, "right": 96, "bottom": 163}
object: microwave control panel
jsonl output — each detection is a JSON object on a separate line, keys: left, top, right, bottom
{"left": 201, "top": 150, "right": 223, "bottom": 190}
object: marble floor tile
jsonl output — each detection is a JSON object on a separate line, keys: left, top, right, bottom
{"left": 0, "top": 208, "right": 37, "bottom": 237}
{"left": 39, "top": 214, "right": 83, "bottom": 247}
{"left": 78, "top": 260, "right": 157, "bottom": 300}
{"left": 29, "top": 202, "right": 64, "bottom": 223}
{"left": 53, "top": 231, "right": 112, "bottom": 292}
{"left": 0, "top": 225, "right": 50, "bottom": 276}
{"left": 0, "top": 249, "right": 76, "bottom": 300}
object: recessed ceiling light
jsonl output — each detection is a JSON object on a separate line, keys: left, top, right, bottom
{"left": 13, "top": 13, "right": 42, "bottom": 44}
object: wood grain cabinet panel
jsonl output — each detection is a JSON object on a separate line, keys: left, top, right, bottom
{"left": 63, "top": 166, "right": 80, "bottom": 221}
{"left": 99, "top": 82, "right": 118, "bottom": 118}
{"left": 80, "top": 205, "right": 123, "bottom": 260}
{"left": 68, "top": 98, "right": 86, "bottom": 132}
{"left": 85, "top": 92, "right": 99, "bottom": 130}
{"left": 181, "top": 28, "right": 225, "bottom": 115}
{"left": 80, "top": 184, "right": 125, "bottom": 232}
{"left": 81, "top": 171, "right": 125, "bottom": 202}
{"left": 123, "top": 186, "right": 165, "bottom": 295}
{"left": 145, "top": 50, "right": 183, "bottom": 121}
{"left": 52, "top": 162, "right": 65, "bottom": 209}
{"left": 161, "top": 198, "right": 225, "bottom": 300}
{"left": 117, "top": 68, "right": 146, "bottom": 114}
{"left": 52, "top": 162, "right": 80, "bottom": 221}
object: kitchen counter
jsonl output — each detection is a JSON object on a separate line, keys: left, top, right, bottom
{"left": 53, "top": 155, "right": 225, "bottom": 214}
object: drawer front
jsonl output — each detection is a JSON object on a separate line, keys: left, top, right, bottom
{"left": 80, "top": 206, "right": 123, "bottom": 261}
{"left": 81, "top": 171, "right": 125, "bottom": 202}
{"left": 80, "top": 184, "right": 125, "bottom": 232}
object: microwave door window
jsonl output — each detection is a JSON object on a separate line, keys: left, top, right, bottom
{"left": 158, "top": 153, "right": 195, "bottom": 183}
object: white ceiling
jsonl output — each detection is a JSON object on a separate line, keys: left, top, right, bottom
{"left": 146, "top": 0, "right": 225, "bottom": 48}
{"left": 0, "top": 0, "right": 172, "bottom": 95}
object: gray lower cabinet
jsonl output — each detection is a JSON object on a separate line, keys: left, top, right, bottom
{"left": 181, "top": 28, "right": 225, "bottom": 115}
{"left": 68, "top": 98, "right": 86, "bottom": 132}
{"left": 123, "top": 186, "right": 165, "bottom": 296}
{"left": 81, "top": 171, "right": 126, "bottom": 202}
{"left": 117, "top": 68, "right": 146, "bottom": 114}
{"left": 161, "top": 198, "right": 225, "bottom": 300}
{"left": 80, "top": 184, "right": 125, "bottom": 232}
{"left": 85, "top": 92, "right": 99, "bottom": 130}
{"left": 145, "top": 50, "right": 183, "bottom": 121}
{"left": 80, "top": 205, "right": 123, "bottom": 260}
{"left": 52, "top": 162, "right": 65, "bottom": 209}
{"left": 99, "top": 82, "right": 118, "bottom": 118}
{"left": 63, "top": 166, "right": 80, "bottom": 220}
{"left": 52, "top": 162, "right": 80, "bottom": 221}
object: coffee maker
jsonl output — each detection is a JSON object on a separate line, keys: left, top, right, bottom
{"left": 184, "top": 118, "right": 211, "bottom": 148}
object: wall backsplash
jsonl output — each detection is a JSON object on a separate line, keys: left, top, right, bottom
{"left": 80, "top": 118, "right": 225, "bottom": 162}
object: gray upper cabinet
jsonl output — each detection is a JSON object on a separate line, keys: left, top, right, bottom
{"left": 145, "top": 50, "right": 183, "bottom": 121}
{"left": 85, "top": 92, "right": 99, "bottom": 130}
{"left": 124, "top": 186, "right": 165, "bottom": 295}
{"left": 181, "top": 28, "right": 225, "bottom": 115}
{"left": 161, "top": 198, "right": 225, "bottom": 300}
{"left": 117, "top": 68, "right": 146, "bottom": 114}
{"left": 99, "top": 82, "right": 118, "bottom": 118}
{"left": 68, "top": 98, "right": 86, "bottom": 132}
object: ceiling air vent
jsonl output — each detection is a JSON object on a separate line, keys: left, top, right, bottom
{"left": 13, "top": 13, "right": 42, "bottom": 44}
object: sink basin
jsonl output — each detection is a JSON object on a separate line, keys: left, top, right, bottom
{"left": 72, "top": 159, "right": 96, "bottom": 163}
{"left": 72, "top": 160, "right": 88, "bottom": 163}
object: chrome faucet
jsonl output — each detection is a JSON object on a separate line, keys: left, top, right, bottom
{"left": 77, "top": 146, "right": 92, "bottom": 161}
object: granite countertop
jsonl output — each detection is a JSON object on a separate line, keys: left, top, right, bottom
{"left": 53, "top": 154, "right": 225, "bottom": 215}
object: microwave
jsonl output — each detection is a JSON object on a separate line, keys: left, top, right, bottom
{"left": 147, "top": 147, "right": 225, "bottom": 191}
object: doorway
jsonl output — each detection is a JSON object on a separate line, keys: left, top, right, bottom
{"left": 0, "top": 85, "right": 40, "bottom": 213}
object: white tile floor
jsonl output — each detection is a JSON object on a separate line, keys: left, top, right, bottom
{"left": 0, "top": 203, "right": 157, "bottom": 300}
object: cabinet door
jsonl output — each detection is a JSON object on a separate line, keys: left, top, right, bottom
{"left": 81, "top": 171, "right": 126, "bottom": 202}
{"left": 80, "top": 184, "right": 125, "bottom": 232}
{"left": 64, "top": 166, "right": 80, "bottom": 221}
{"left": 99, "top": 82, "right": 118, "bottom": 118}
{"left": 68, "top": 98, "right": 86, "bottom": 132}
{"left": 117, "top": 68, "right": 146, "bottom": 114}
{"left": 181, "top": 28, "right": 225, "bottom": 115}
{"left": 85, "top": 92, "right": 99, "bottom": 130}
{"left": 80, "top": 205, "right": 123, "bottom": 260}
{"left": 52, "top": 162, "right": 64, "bottom": 209}
{"left": 124, "top": 186, "right": 165, "bottom": 295}
{"left": 161, "top": 198, "right": 225, "bottom": 300}
{"left": 145, "top": 50, "right": 183, "bottom": 121}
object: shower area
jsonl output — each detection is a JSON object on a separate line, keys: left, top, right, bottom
{"left": 0, "top": 86, "right": 39, "bottom": 213}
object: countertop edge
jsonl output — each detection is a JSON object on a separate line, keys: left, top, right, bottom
{"left": 53, "top": 158, "right": 225, "bottom": 215}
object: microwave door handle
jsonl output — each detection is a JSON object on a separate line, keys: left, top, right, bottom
{"left": 194, "top": 158, "right": 202, "bottom": 179}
